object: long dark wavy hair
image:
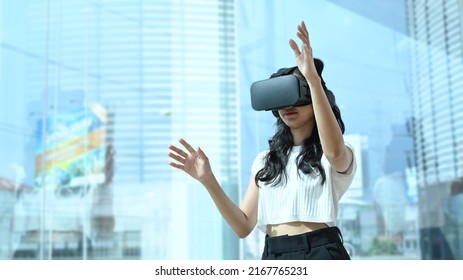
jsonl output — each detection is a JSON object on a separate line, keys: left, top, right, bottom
{"left": 255, "top": 59, "right": 345, "bottom": 187}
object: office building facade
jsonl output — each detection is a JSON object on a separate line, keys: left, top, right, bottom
{"left": 406, "top": 0, "right": 463, "bottom": 259}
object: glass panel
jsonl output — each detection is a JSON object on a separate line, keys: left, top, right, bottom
{"left": 1, "top": 0, "right": 462, "bottom": 260}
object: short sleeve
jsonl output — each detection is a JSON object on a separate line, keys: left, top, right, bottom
{"left": 330, "top": 143, "right": 357, "bottom": 200}
{"left": 251, "top": 150, "right": 267, "bottom": 175}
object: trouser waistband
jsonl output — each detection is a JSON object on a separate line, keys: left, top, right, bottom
{"left": 264, "top": 226, "right": 344, "bottom": 254}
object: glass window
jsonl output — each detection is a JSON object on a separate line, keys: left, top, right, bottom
{"left": 1, "top": 0, "right": 462, "bottom": 260}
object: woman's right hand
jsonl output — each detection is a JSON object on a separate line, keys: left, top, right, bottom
{"left": 168, "top": 138, "right": 213, "bottom": 183}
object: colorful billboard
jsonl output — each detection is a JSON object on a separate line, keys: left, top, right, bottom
{"left": 35, "top": 104, "right": 107, "bottom": 190}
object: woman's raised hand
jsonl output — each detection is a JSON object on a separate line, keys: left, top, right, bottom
{"left": 289, "top": 21, "right": 319, "bottom": 82}
{"left": 168, "top": 138, "right": 213, "bottom": 183}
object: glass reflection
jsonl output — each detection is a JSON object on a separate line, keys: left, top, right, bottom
{"left": 1, "top": 0, "right": 462, "bottom": 260}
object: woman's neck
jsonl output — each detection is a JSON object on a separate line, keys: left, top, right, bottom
{"left": 290, "top": 121, "right": 314, "bottom": 146}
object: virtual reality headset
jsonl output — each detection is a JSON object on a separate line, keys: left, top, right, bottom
{"left": 250, "top": 73, "right": 311, "bottom": 111}
{"left": 250, "top": 62, "right": 336, "bottom": 116}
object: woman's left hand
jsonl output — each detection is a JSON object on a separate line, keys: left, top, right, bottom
{"left": 289, "top": 21, "right": 319, "bottom": 82}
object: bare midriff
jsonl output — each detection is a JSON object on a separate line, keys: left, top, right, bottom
{"left": 267, "top": 221, "right": 328, "bottom": 237}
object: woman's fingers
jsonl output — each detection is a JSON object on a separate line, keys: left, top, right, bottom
{"left": 289, "top": 39, "right": 301, "bottom": 57}
{"left": 290, "top": 21, "right": 313, "bottom": 58}
{"left": 299, "top": 21, "right": 309, "bottom": 38}
{"left": 168, "top": 139, "right": 201, "bottom": 161}
{"left": 168, "top": 161, "right": 184, "bottom": 170}
{"left": 168, "top": 144, "right": 189, "bottom": 158}
{"left": 297, "top": 21, "right": 311, "bottom": 47}
{"left": 168, "top": 139, "right": 200, "bottom": 168}
{"left": 168, "top": 151, "right": 186, "bottom": 164}
{"left": 168, "top": 148, "right": 186, "bottom": 171}
{"left": 179, "top": 138, "right": 196, "bottom": 154}
{"left": 297, "top": 32, "right": 308, "bottom": 44}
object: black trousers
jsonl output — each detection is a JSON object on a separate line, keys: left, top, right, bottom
{"left": 261, "top": 226, "right": 351, "bottom": 260}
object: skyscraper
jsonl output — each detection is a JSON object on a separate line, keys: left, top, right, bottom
{"left": 406, "top": 0, "right": 463, "bottom": 259}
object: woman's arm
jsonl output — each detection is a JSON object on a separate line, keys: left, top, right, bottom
{"left": 306, "top": 79, "right": 353, "bottom": 173}
{"left": 168, "top": 138, "right": 258, "bottom": 238}
{"left": 201, "top": 174, "right": 259, "bottom": 238}
{"left": 289, "top": 21, "right": 353, "bottom": 173}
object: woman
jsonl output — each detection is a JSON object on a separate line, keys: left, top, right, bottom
{"left": 168, "top": 21, "right": 356, "bottom": 260}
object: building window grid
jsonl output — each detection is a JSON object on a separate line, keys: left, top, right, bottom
{"left": 413, "top": 0, "right": 463, "bottom": 187}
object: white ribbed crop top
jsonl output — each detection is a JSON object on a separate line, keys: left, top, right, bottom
{"left": 251, "top": 143, "right": 357, "bottom": 234}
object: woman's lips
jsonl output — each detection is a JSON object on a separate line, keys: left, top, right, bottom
{"left": 283, "top": 111, "right": 297, "bottom": 117}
